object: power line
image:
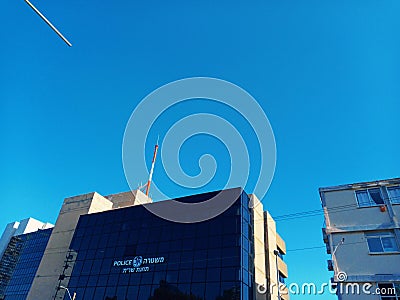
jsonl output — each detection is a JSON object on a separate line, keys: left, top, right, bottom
{"left": 272, "top": 195, "right": 400, "bottom": 222}
{"left": 287, "top": 240, "right": 366, "bottom": 252}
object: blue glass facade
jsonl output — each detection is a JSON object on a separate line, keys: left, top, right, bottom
{"left": 0, "top": 228, "right": 53, "bottom": 300}
{"left": 64, "top": 190, "right": 255, "bottom": 300}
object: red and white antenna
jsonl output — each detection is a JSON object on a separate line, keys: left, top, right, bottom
{"left": 145, "top": 137, "right": 159, "bottom": 196}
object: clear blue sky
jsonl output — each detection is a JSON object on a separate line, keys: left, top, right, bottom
{"left": 1, "top": 0, "right": 399, "bottom": 299}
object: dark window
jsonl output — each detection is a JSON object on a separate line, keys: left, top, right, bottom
{"left": 192, "top": 268, "right": 206, "bottom": 282}
{"left": 356, "top": 188, "right": 384, "bottom": 207}
{"left": 388, "top": 186, "right": 400, "bottom": 204}
{"left": 191, "top": 283, "right": 206, "bottom": 298}
{"left": 205, "top": 282, "right": 220, "bottom": 299}
{"left": 378, "top": 283, "right": 400, "bottom": 300}
{"left": 366, "top": 231, "right": 399, "bottom": 253}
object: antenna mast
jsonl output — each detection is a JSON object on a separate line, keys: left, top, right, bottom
{"left": 145, "top": 139, "right": 159, "bottom": 196}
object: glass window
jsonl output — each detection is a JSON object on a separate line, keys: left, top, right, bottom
{"left": 83, "top": 287, "right": 95, "bottom": 299}
{"left": 356, "top": 188, "right": 385, "bottom": 207}
{"left": 223, "top": 234, "right": 238, "bottom": 248}
{"left": 242, "top": 283, "right": 249, "bottom": 300}
{"left": 167, "top": 271, "right": 179, "bottom": 283}
{"left": 191, "top": 283, "right": 205, "bottom": 298}
{"left": 366, "top": 232, "right": 399, "bottom": 253}
{"left": 388, "top": 186, "right": 400, "bottom": 204}
{"left": 221, "top": 267, "right": 239, "bottom": 282}
{"left": 140, "top": 272, "right": 154, "bottom": 285}
{"left": 192, "top": 268, "right": 206, "bottom": 282}
{"left": 126, "top": 286, "right": 138, "bottom": 299}
{"left": 205, "top": 282, "right": 220, "bottom": 299}
{"left": 207, "top": 253, "right": 221, "bottom": 268}
{"left": 279, "top": 272, "right": 286, "bottom": 284}
{"left": 115, "top": 286, "right": 127, "bottom": 299}
{"left": 194, "top": 236, "right": 208, "bottom": 250}
{"left": 87, "top": 275, "right": 98, "bottom": 287}
{"left": 193, "top": 249, "right": 207, "bottom": 269}
{"left": 77, "top": 275, "right": 89, "bottom": 287}
{"left": 97, "top": 274, "right": 108, "bottom": 286}
{"left": 180, "top": 251, "right": 193, "bottom": 269}
{"left": 81, "top": 260, "right": 93, "bottom": 275}
{"left": 178, "top": 269, "right": 192, "bottom": 283}
{"left": 177, "top": 283, "right": 191, "bottom": 296}
{"left": 208, "top": 236, "right": 223, "bottom": 249}
{"left": 93, "top": 287, "right": 106, "bottom": 299}
{"left": 221, "top": 281, "right": 240, "bottom": 299}
{"left": 152, "top": 271, "right": 166, "bottom": 286}
{"left": 206, "top": 268, "right": 220, "bottom": 282}
{"left": 138, "top": 285, "right": 151, "bottom": 299}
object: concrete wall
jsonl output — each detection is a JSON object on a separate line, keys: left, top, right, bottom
{"left": 332, "top": 232, "right": 400, "bottom": 277}
{"left": 264, "top": 212, "right": 289, "bottom": 300}
{"left": 324, "top": 190, "right": 392, "bottom": 230}
{"left": 27, "top": 192, "right": 113, "bottom": 300}
{"left": 106, "top": 189, "right": 152, "bottom": 208}
{"left": 251, "top": 195, "right": 267, "bottom": 300}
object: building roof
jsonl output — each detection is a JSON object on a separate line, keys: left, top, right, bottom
{"left": 319, "top": 177, "right": 400, "bottom": 193}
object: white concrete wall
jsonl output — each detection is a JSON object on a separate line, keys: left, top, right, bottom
{"left": 14, "top": 217, "right": 54, "bottom": 236}
{"left": 332, "top": 232, "right": 400, "bottom": 277}
{"left": 324, "top": 190, "right": 391, "bottom": 229}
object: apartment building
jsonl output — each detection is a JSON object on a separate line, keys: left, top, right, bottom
{"left": 320, "top": 177, "right": 400, "bottom": 300}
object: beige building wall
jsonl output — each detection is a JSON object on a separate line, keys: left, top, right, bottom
{"left": 27, "top": 192, "right": 113, "bottom": 300}
{"left": 251, "top": 194, "right": 268, "bottom": 300}
{"left": 264, "top": 212, "right": 289, "bottom": 300}
{"left": 106, "top": 189, "right": 152, "bottom": 208}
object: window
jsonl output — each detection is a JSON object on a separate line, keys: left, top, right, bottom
{"left": 388, "top": 186, "right": 400, "bottom": 205}
{"left": 378, "top": 283, "right": 400, "bottom": 300}
{"left": 356, "top": 188, "right": 384, "bottom": 207}
{"left": 366, "top": 231, "right": 399, "bottom": 253}
{"left": 277, "top": 248, "right": 284, "bottom": 260}
{"left": 278, "top": 272, "right": 286, "bottom": 284}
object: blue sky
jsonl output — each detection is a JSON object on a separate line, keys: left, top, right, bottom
{"left": 1, "top": 0, "right": 399, "bottom": 299}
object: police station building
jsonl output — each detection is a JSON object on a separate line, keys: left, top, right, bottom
{"left": 0, "top": 188, "right": 289, "bottom": 300}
